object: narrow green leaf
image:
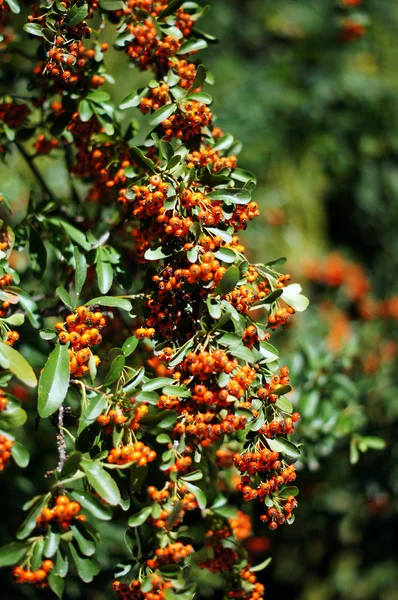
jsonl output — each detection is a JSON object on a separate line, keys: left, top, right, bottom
{"left": 81, "top": 459, "right": 121, "bottom": 506}
{"left": 11, "top": 441, "right": 29, "bottom": 468}
{"left": 0, "top": 542, "right": 28, "bottom": 567}
{"left": 38, "top": 344, "right": 70, "bottom": 418}
{"left": 149, "top": 104, "right": 177, "bottom": 127}
{"left": 0, "top": 343, "right": 37, "bottom": 387}
{"left": 74, "top": 247, "right": 87, "bottom": 296}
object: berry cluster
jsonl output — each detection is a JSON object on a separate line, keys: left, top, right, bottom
{"left": 146, "top": 542, "right": 194, "bottom": 569}
{"left": 12, "top": 560, "right": 54, "bottom": 589}
{"left": 36, "top": 495, "right": 85, "bottom": 531}
{"left": 56, "top": 306, "right": 106, "bottom": 377}
{"left": 0, "top": 434, "right": 13, "bottom": 471}
{"left": 106, "top": 441, "right": 156, "bottom": 466}
{"left": 112, "top": 574, "right": 173, "bottom": 600}
{"left": 260, "top": 495, "right": 298, "bottom": 530}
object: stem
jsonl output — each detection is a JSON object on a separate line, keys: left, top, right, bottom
{"left": 56, "top": 405, "right": 67, "bottom": 473}
{"left": 14, "top": 141, "right": 56, "bottom": 203}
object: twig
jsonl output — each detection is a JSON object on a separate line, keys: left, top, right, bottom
{"left": 14, "top": 141, "right": 56, "bottom": 203}
{"left": 56, "top": 405, "right": 67, "bottom": 473}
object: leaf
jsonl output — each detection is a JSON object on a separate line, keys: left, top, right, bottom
{"left": 144, "top": 247, "right": 172, "bottom": 261}
{"left": 213, "top": 134, "right": 234, "bottom": 152}
{"left": 231, "top": 346, "right": 254, "bottom": 362}
{"left": 38, "top": 344, "right": 70, "bottom": 418}
{"left": 119, "top": 87, "right": 149, "bottom": 110}
{"left": 185, "top": 92, "right": 212, "bottom": 104}
{"left": 180, "top": 470, "right": 202, "bottom": 482}
{"left": 17, "top": 496, "right": 48, "bottom": 539}
{"left": 350, "top": 439, "right": 359, "bottom": 465}
{"left": 122, "top": 336, "right": 139, "bottom": 357}
{"left": 23, "top": 23, "right": 43, "bottom": 36}
{"left": 158, "top": 0, "right": 184, "bottom": 18}
{"left": 267, "top": 438, "right": 301, "bottom": 463}
{"left": 156, "top": 433, "right": 172, "bottom": 444}
{"left": 11, "top": 441, "right": 29, "bottom": 467}
{"left": 142, "top": 377, "right": 174, "bottom": 392}
{"left": 85, "top": 296, "right": 132, "bottom": 311}
{"left": 250, "top": 557, "right": 272, "bottom": 573}
{"left": 104, "top": 354, "right": 125, "bottom": 386}
{"left": 78, "top": 99, "right": 93, "bottom": 123}
{"left": 43, "top": 530, "right": 60, "bottom": 558}
{"left": 281, "top": 284, "right": 309, "bottom": 312}
{"left": 230, "top": 168, "right": 257, "bottom": 184}
{"left": 189, "top": 64, "right": 207, "bottom": 92}
{"left": 70, "top": 490, "right": 113, "bottom": 521}
{"left": 0, "top": 402, "right": 27, "bottom": 430}
{"left": 0, "top": 542, "right": 28, "bottom": 567}
{"left": 5, "top": 0, "right": 20, "bottom": 14}
{"left": 56, "top": 286, "right": 73, "bottom": 310}
{"left": 81, "top": 459, "right": 121, "bottom": 506}
{"left": 207, "top": 297, "right": 221, "bottom": 319}
{"left": 129, "top": 146, "right": 156, "bottom": 172}
{"left": 0, "top": 343, "right": 37, "bottom": 387}
{"left": 275, "top": 396, "right": 293, "bottom": 414}
{"left": 182, "top": 481, "right": 206, "bottom": 509}
{"left": 128, "top": 505, "right": 152, "bottom": 527}
{"left": 178, "top": 39, "right": 208, "bottom": 54}
{"left": 99, "top": 0, "right": 124, "bottom": 9}
{"left": 205, "top": 227, "right": 233, "bottom": 243}
{"left": 48, "top": 219, "right": 91, "bottom": 251}
{"left": 69, "top": 543, "right": 100, "bottom": 583}
{"left": 162, "top": 385, "right": 191, "bottom": 398}
{"left": 64, "top": 3, "right": 89, "bottom": 27}
{"left": 360, "top": 436, "right": 386, "bottom": 450}
{"left": 70, "top": 524, "right": 96, "bottom": 557}
{"left": 278, "top": 486, "right": 299, "bottom": 499}
{"left": 136, "top": 391, "right": 159, "bottom": 405}
{"left": 258, "top": 342, "right": 279, "bottom": 362}
{"left": 149, "top": 103, "right": 177, "bottom": 127}
{"left": 214, "top": 266, "right": 240, "bottom": 295}
{"left": 274, "top": 384, "right": 292, "bottom": 396}
{"left": 96, "top": 250, "right": 113, "bottom": 294}
{"left": 208, "top": 189, "right": 251, "bottom": 205}
{"left": 214, "top": 247, "right": 236, "bottom": 264}
{"left": 74, "top": 247, "right": 87, "bottom": 297}
{"left": 122, "top": 366, "right": 145, "bottom": 393}
{"left": 2, "top": 313, "right": 25, "bottom": 326}
{"left": 7, "top": 287, "right": 40, "bottom": 328}
{"left": 48, "top": 570, "right": 65, "bottom": 598}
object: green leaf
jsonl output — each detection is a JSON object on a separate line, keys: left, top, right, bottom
{"left": 78, "top": 99, "right": 93, "bottom": 123}
{"left": 360, "top": 436, "right": 386, "bottom": 450}
{"left": 70, "top": 524, "right": 96, "bottom": 557}
{"left": 208, "top": 188, "right": 251, "bottom": 204}
{"left": 85, "top": 296, "right": 132, "bottom": 311}
{"left": 81, "top": 459, "right": 121, "bottom": 506}
{"left": 56, "top": 286, "right": 73, "bottom": 310}
{"left": 207, "top": 297, "right": 221, "bottom": 319}
{"left": 278, "top": 486, "right": 299, "bottom": 499}
{"left": 143, "top": 377, "right": 174, "bottom": 392}
{"left": 274, "top": 384, "right": 292, "bottom": 396}
{"left": 69, "top": 543, "right": 100, "bottom": 583}
{"left": 258, "top": 342, "right": 279, "bottom": 362}
{"left": 7, "top": 287, "right": 40, "bottom": 328}
{"left": 128, "top": 505, "right": 152, "bottom": 527}
{"left": 185, "top": 92, "right": 212, "bottom": 104}
{"left": 180, "top": 470, "right": 202, "bottom": 482}
{"left": 122, "top": 366, "right": 145, "bottom": 393}
{"left": 231, "top": 168, "right": 257, "bottom": 184}
{"left": 213, "top": 134, "right": 234, "bottom": 152}
{"left": 136, "top": 391, "right": 159, "bottom": 405}
{"left": 43, "top": 530, "right": 60, "bottom": 558}
{"left": 162, "top": 385, "right": 191, "bottom": 398}
{"left": 129, "top": 146, "right": 156, "bottom": 172}
{"left": 47, "top": 218, "right": 91, "bottom": 251}
{"left": 156, "top": 433, "right": 172, "bottom": 444}
{"left": 74, "top": 247, "right": 87, "bottom": 297}
{"left": 158, "top": 0, "right": 184, "bottom": 18}
{"left": 38, "top": 343, "right": 70, "bottom": 418}
{"left": 267, "top": 438, "right": 301, "bottom": 463}
{"left": 281, "top": 284, "right": 309, "bottom": 312}
{"left": 17, "top": 496, "right": 48, "bottom": 539}
{"left": 11, "top": 441, "right": 29, "bottom": 467}
{"left": 275, "top": 396, "right": 293, "bottom": 414}
{"left": 189, "top": 64, "right": 207, "bottom": 92}
{"left": 70, "top": 490, "right": 113, "bottom": 521}
{"left": 214, "top": 266, "right": 240, "bottom": 295}
{"left": 64, "top": 3, "right": 89, "bottom": 27}
{"left": 96, "top": 250, "right": 113, "bottom": 294}
{"left": 0, "top": 542, "right": 28, "bottom": 567}
{"left": 2, "top": 313, "right": 24, "bottom": 326}
{"left": 144, "top": 247, "right": 172, "bottom": 261}
{"left": 149, "top": 103, "right": 177, "bottom": 127}
{"left": 121, "top": 336, "right": 139, "bottom": 357}
{"left": 23, "top": 23, "right": 43, "bottom": 36}
{"left": 99, "top": 0, "right": 124, "bottom": 9}
{"left": 0, "top": 343, "right": 37, "bottom": 388}
{"left": 182, "top": 481, "right": 206, "bottom": 509}
{"left": 40, "top": 330, "right": 57, "bottom": 342}
{"left": 178, "top": 39, "right": 207, "bottom": 54}
{"left": 120, "top": 87, "right": 149, "bottom": 110}
{"left": 250, "top": 557, "right": 272, "bottom": 573}
{"left": 104, "top": 354, "right": 125, "bottom": 386}
{"left": 48, "top": 570, "right": 65, "bottom": 598}
{"left": 5, "top": 0, "right": 20, "bottom": 14}
{"left": 54, "top": 549, "right": 68, "bottom": 578}
{"left": 214, "top": 247, "right": 236, "bottom": 264}
{"left": 0, "top": 402, "right": 27, "bottom": 430}
{"left": 350, "top": 439, "right": 359, "bottom": 465}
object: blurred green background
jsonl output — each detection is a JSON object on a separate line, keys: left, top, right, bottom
{"left": 1, "top": 0, "right": 398, "bottom": 599}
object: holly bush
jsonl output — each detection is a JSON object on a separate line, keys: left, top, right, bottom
{"left": 0, "top": 1, "right": 313, "bottom": 599}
